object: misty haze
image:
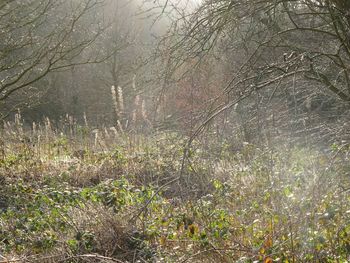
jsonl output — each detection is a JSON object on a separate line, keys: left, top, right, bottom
{"left": 0, "top": 0, "right": 350, "bottom": 262}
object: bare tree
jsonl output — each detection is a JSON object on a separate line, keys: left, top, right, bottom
{"left": 0, "top": 0, "right": 108, "bottom": 107}
{"left": 161, "top": 0, "right": 350, "bottom": 144}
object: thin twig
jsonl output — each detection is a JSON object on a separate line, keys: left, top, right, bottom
{"left": 58, "top": 253, "right": 126, "bottom": 263}
{"left": 130, "top": 176, "right": 180, "bottom": 222}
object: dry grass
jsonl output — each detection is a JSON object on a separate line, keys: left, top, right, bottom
{"left": 1, "top": 114, "right": 350, "bottom": 262}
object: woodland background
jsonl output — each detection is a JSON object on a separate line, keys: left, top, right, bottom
{"left": 0, "top": 0, "right": 350, "bottom": 262}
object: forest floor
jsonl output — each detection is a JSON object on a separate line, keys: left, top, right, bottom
{"left": 0, "top": 119, "right": 350, "bottom": 263}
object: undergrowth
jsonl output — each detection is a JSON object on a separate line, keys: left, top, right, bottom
{"left": 0, "top": 115, "right": 350, "bottom": 262}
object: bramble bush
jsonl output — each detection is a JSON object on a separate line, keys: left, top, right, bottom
{"left": 0, "top": 117, "right": 349, "bottom": 262}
